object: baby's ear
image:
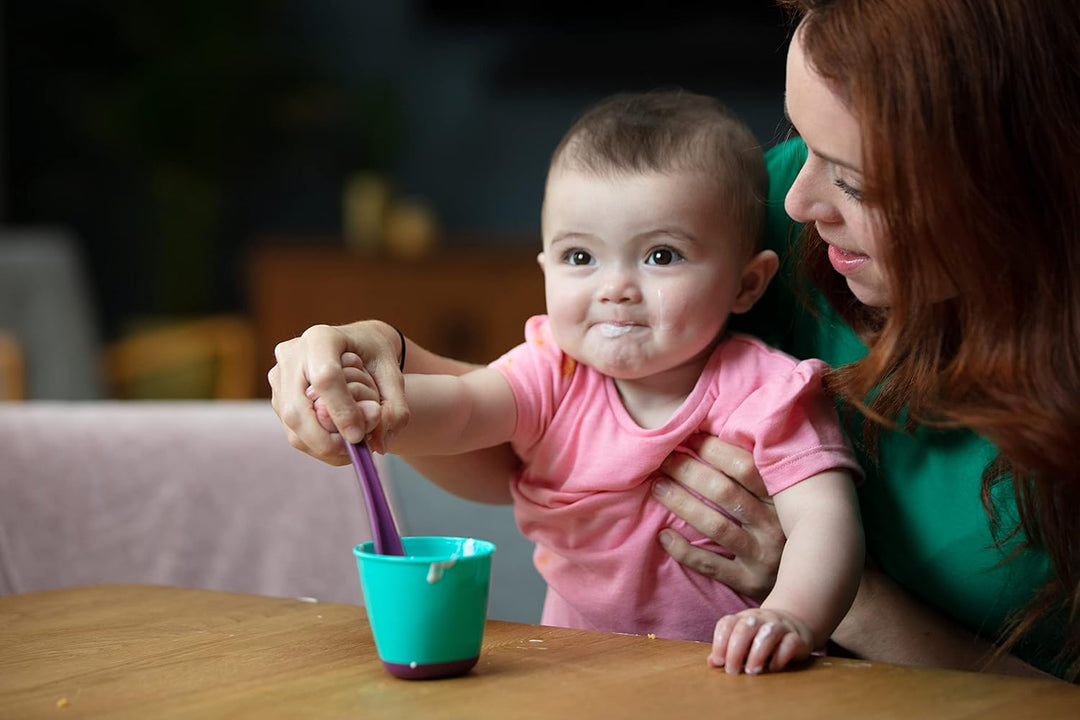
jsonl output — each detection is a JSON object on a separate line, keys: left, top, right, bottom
{"left": 732, "top": 250, "right": 779, "bottom": 314}
{"left": 536, "top": 251, "right": 546, "bottom": 274}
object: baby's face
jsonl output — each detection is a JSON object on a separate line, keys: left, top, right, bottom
{"left": 538, "top": 166, "right": 750, "bottom": 381}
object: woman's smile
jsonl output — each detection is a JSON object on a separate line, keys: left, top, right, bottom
{"left": 826, "top": 243, "right": 871, "bottom": 276}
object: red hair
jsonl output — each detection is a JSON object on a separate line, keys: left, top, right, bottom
{"left": 782, "top": 0, "right": 1080, "bottom": 677}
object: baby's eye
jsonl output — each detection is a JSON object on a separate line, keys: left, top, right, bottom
{"left": 645, "top": 247, "right": 683, "bottom": 266}
{"left": 563, "top": 249, "right": 594, "bottom": 266}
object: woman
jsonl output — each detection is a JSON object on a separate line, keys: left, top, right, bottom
{"left": 270, "top": 0, "right": 1079, "bottom": 680}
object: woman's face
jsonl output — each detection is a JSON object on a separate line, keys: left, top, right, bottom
{"left": 783, "top": 28, "right": 890, "bottom": 307}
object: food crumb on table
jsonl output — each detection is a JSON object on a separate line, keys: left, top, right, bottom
{"left": 56, "top": 698, "right": 69, "bottom": 709}
{"left": 647, "top": 634, "right": 657, "bottom": 640}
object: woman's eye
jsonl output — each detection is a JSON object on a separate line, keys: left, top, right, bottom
{"left": 645, "top": 248, "right": 682, "bottom": 266}
{"left": 833, "top": 178, "right": 865, "bottom": 203}
{"left": 564, "top": 249, "right": 594, "bottom": 266}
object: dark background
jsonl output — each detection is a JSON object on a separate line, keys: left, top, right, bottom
{"left": 3, "top": 1, "right": 792, "bottom": 341}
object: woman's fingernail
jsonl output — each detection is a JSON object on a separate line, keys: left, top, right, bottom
{"left": 658, "top": 530, "right": 673, "bottom": 549}
{"left": 652, "top": 480, "right": 671, "bottom": 498}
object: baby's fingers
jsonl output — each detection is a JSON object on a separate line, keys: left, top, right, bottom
{"left": 707, "top": 615, "right": 740, "bottom": 668}
{"left": 314, "top": 397, "right": 382, "bottom": 447}
{"left": 768, "top": 632, "right": 811, "bottom": 672}
{"left": 744, "top": 623, "right": 783, "bottom": 675}
{"left": 720, "top": 615, "right": 762, "bottom": 675}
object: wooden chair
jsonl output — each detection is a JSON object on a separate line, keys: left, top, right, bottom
{"left": 104, "top": 315, "right": 258, "bottom": 400}
{"left": 0, "top": 332, "right": 24, "bottom": 400}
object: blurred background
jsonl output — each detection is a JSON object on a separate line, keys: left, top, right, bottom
{"left": 0, "top": 0, "right": 792, "bottom": 401}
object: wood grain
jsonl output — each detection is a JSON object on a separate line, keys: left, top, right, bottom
{"left": 1, "top": 585, "right": 1076, "bottom": 719}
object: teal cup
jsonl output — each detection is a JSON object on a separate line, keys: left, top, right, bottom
{"left": 354, "top": 536, "right": 496, "bottom": 679}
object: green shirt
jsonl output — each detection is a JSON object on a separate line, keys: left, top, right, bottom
{"left": 737, "top": 138, "right": 1063, "bottom": 678}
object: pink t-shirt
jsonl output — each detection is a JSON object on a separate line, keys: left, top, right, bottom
{"left": 490, "top": 315, "right": 860, "bottom": 642}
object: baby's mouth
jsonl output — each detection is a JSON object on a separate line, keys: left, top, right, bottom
{"left": 598, "top": 323, "right": 637, "bottom": 338}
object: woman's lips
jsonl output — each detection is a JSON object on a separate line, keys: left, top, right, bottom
{"left": 827, "top": 244, "right": 870, "bottom": 275}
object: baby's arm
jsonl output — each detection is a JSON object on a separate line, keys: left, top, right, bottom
{"left": 388, "top": 369, "right": 518, "bottom": 457}
{"left": 709, "top": 469, "right": 863, "bottom": 674}
{"left": 312, "top": 366, "right": 518, "bottom": 502}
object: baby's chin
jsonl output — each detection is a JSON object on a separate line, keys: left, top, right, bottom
{"left": 575, "top": 349, "right": 666, "bottom": 381}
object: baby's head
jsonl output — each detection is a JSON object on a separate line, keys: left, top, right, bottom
{"left": 538, "top": 90, "right": 777, "bottom": 382}
{"left": 547, "top": 90, "right": 767, "bottom": 257}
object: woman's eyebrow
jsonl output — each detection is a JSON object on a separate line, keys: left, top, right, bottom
{"left": 784, "top": 102, "right": 862, "bottom": 174}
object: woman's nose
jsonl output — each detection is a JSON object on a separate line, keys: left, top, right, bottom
{"left": 784, "top": 156, "right": 836, "bottom": 225}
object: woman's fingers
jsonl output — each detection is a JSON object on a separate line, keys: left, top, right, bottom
{"left": 270, "top": 333, "right": 345, "bottom": 461}
{"left": 269, "top": 321, "right": 407, "bottom": 465}
{"left": 686, "top": 434, "right": 767, "bottom": 496}
{"left": 653, "top": 436, "right": 786, "bottom": 602}
{"left": 658, "top": 528, "right": 734, "bottom": 578}
{"left": 300, "top": 325, "right": 367, "bottom": 444}
{"left": 654, "top": 457, "right": 754, "bottom": 555}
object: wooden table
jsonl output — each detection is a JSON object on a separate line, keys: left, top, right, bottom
{"left": 1, "top": 585, "right": 1076, "bottom": 719}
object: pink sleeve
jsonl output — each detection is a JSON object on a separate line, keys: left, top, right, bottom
{"left": 488, "top": 315, "right": 575, "bottom": 455}
{"left": 721, "top": 358, "right": 861, "bottom": 495}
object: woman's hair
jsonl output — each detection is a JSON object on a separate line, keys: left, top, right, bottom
{"left": 549, "top": 89, "right": 768, "bottom": 253}
{"left": 782, "top": 0, "right": 1080, "bottom": 677}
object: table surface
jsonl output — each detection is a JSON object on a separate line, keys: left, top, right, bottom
{"left": 1, "top": 585, "right": 1076, "bottom": 719}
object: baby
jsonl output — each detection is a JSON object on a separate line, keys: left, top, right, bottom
{"left": 319, "top": 90, "right": 863, "bottom": 675}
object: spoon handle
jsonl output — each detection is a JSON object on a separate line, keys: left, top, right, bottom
{"left": 347, "top": 441, "right": 405, "bottom": 556}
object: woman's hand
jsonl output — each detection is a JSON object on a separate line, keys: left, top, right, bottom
{"left": 268, "top": 321, "right": 408, "bottom": 465}
{"left": 651, "top": 434, "right": 785, "bottom": 602}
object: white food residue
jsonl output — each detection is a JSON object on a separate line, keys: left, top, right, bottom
{"left": 426, "top": 557, "right": 458, "bottom": 583}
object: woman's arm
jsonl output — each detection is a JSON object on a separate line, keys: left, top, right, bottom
{"left": 653, "top": 436, "right": 1061, "bottom": 680}
{"left": 834, "top": 561, "right": 1060, "bottom": 681}
{"left": 269, "top": 320, "right": 520, "bottom": 500}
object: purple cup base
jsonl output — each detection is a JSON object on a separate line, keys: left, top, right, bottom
{"left": 383, "top": 656, "right": 479, "bottom": 680}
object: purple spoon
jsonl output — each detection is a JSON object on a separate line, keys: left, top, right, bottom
{"left": 346, "top": 441, "right": 405, "bottom": 556}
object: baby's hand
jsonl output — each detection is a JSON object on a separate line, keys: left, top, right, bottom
{"left": 708, "top": 608, "right": 813, "bottom": 675}
{"left": 306, "top": 356, "right": 392, "bottom": 452}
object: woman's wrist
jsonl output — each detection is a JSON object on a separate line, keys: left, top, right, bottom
{"left": 350, "top": 319, "right": 482, "bottom": 377}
